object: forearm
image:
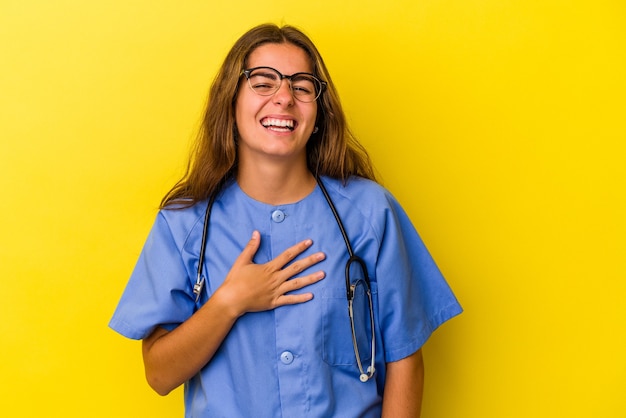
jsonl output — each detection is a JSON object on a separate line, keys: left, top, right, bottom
{"left": 381, "top": 348, "right": 425, "bottom": 418}
{"left": 142, "top": 287, "right": 240, "bottom": 395}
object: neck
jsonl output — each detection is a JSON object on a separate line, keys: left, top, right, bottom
{"left": 236, "top": 158, "right": 316, "bottom": 205}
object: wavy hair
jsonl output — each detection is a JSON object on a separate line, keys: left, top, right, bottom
{"left": 161, "top": 23, "right": 376, "bottom": 208}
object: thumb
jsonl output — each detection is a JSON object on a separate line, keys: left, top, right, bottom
{"left": 234, "top": 230, "right": 261, "bottom": 265}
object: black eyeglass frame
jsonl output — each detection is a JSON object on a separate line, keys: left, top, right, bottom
{"left": 241, "top": 66, "right": 328, "bottom": 102}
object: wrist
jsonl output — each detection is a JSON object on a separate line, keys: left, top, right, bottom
{"left": 211, "top": 284, "right": 246, "bottom": 320}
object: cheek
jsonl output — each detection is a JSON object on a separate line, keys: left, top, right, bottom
{"left": 234, "top": 94, "right": 256, "bottom": 133}
{"left": 234, "top": 99, "right": 243, "bottom": 128}
{"left": 309, "top": 105, "right": 319, "bottom": 126}
{"left": 235, "top": 88, "right": 266, "bottom": 121}
{"left": 234, "top": 90, "right": 246, "bottom": 122}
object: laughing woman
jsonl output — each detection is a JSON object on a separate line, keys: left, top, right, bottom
{"left": 110, "top": 23, "right": 462, "bottom": 418}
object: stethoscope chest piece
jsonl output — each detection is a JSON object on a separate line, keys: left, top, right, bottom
{"left": 360, "top": 366, "right": 375, "bottom": 382}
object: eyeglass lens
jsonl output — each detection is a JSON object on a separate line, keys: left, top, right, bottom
{"left": 245, "top": 67, "right": 323, "bottom": 102}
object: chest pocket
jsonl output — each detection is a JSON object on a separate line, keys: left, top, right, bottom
{"left": 321, "top": 286, "right": 377, "bottom": 366}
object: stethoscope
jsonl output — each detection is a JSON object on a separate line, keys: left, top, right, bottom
{"left": 193, "top": 176, "right": 376, "bottom": 382}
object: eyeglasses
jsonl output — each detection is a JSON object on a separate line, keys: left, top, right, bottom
{"left": 241, "top": 66, "right": 327, "bottom": 103}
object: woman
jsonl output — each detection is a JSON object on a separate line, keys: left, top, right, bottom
{"left": 110, "top": 23, "right": 462, "bottom": 417}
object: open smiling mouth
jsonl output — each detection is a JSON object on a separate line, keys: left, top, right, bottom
{"left": 261, "top": 117, "right": 295, "bottom": 132}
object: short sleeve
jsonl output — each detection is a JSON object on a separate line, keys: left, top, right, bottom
{"left": 109, "top": 212, "right": 196, "bottom": 340}
{"left": 375, "top": 192, "right": 462, "bottom": 362}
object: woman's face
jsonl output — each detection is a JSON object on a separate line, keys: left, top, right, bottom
{"left": 235, "top": 43, "right": 318, "bottom": 167}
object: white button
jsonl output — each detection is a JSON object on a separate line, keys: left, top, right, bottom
{"left": 271, "top": 210, "right": 285, "bottom": 223}
{"left": 280, "top": 351, "right": 294, "bottom": 365}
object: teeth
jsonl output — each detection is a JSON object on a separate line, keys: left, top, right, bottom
{"left": 262, "top": 118, "right": 294, "bottom": 130}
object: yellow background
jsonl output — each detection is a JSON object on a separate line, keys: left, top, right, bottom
{"left": 1, "top": 0, "right": 624, "bottom": 416}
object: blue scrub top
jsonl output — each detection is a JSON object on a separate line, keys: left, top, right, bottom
{"left": 110, "top": 176, "right": 462, "bottom": 417}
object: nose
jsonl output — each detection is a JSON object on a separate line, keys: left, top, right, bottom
{"left": 272, "top": 79, "right": 294, "bottom": 106}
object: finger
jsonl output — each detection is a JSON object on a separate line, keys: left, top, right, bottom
{"left": 282, "top": 271, "right": 326, "bottom": 293}
{"left": 270, "top": 238, "right": 315, "bottom": 269}
{"left": 276, "top": 292, "right": 315, "bottom": 306}
{"left": 282, "top": 251, "right": 326, "bottom": 277}
{"left": 233, "top": 230, "right": 261, "bottom": 266}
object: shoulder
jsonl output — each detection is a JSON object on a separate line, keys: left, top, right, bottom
{"left": 319, "top": 176, "right": 407, "bottom": 241}
{"left": 155, "top": 200, "right": 208, "bottom": 246}
{"left": 321, "top": 176, "right": 396, "bottom": 210}
{"left": 155, "top": 180, "right": 239, "bottom": 246}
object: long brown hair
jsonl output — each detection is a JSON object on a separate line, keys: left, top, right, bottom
{"left": 161, "top": 23, "right": 376, "bottom": 208}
